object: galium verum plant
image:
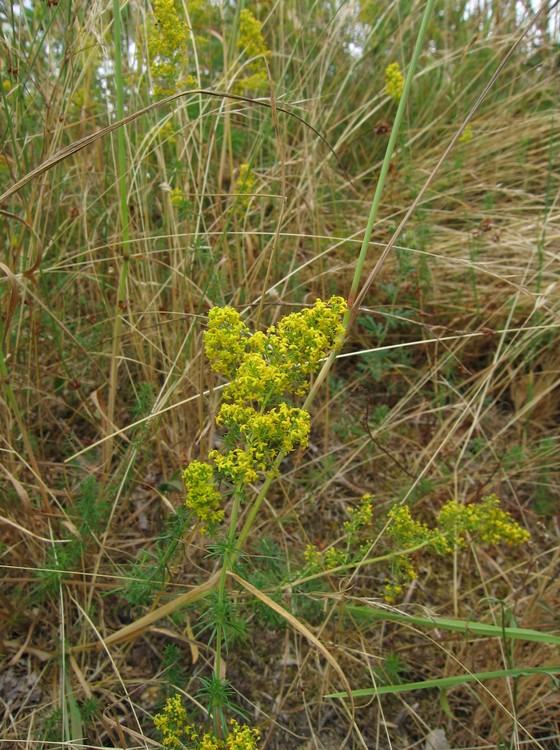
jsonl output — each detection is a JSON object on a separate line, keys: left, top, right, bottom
{"left": 171, "top": 297, "right": 347, "bottom": 739}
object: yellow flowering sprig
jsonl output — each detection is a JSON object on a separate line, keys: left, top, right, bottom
{"left": 384, "top": 494, "right": 530, "bottom": 601}
{"left": 436, "top": 494, "right": 530, "bottom": 550}
{"left": 148, "top": 0, "right": 191, "bottom": 97}
{"left": 204, "top": 306, "right": 251, "bottom": 379}
{"left": 154, "top": 694, "right": 192, "bottom": 748}
{"left": 385, "top": 62, "right": 405, "bottom": 102}
{"left": 302, "top": 493, "right": 529, "bottom": 603}
{"left": 212, "top": 403, "right": 310, "bottom": 482}
{"left": 304, "top": 494, "right": 374, "bottom": 572}
{"left": 154, "top": 695, "right": 261, "bottom": 749}
{"left": 180, "top": 297, "right": 347, "bottom": 729}
{"left": 234, "top": 9, "right": 271, "bottom": 94}
{"left": 209, "top": 295, "right": 347, "bottom": 404}
{"left": 233, "top": 163, "right": 255, "bottom": 213}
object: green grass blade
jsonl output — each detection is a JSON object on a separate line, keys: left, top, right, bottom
{"left": 327, "top": 666, "right": 560, "bottom": 699}
{"left": 345, "top": 605, "right": 560, "bottom": 645}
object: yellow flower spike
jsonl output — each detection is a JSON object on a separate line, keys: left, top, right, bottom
{"left": 233, "top": 163, "right": 256, "bottom": 212}
{"left": 237, "top": 9, "right": 269, "bottom": 60}
{"left": 344, "top": 493, "right": 374, "bottom": 539}
{"left": 200, "top": 733, "right": 221, "bottom": 750}
{"left": 183, "top": 461, "right": 224, "bottom": 531}
{"left": 170, "top": 186, "right": 183, "bottom": 205}
{"left": 203, "top": 297, "right": 346, "bottom": 492}
{"left": 324, "top": 547, "right": 346, "bottom": 569}
{"left": 388, "top": 504, "right": 434, "bottom": 548}
{"left": 385, "top": 62, "right": 405, "bottom": 101}
{"left": 205, "top": 306, "right": 251, "bottom": 378}
{"left": 304, "top": 544, "right": 323, "bottom": 571}
{"left": 148, "top": 0, "right": 190, "bottom": 96}
{"left": 210, "top": 447, "right": 258, "bottom": 486}
{"left": 384, "top": 494, "right": 530, "bottom": 601}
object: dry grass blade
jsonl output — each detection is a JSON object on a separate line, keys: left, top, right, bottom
{"left": 75, "top": 571, "right": 221, "bottom": 651}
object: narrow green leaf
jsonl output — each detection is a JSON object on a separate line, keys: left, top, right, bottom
{"left": 345, "top": 605, "right": 560, "bottom": 645}
{"left": 326, "top": 666, "right": 560, "bottom": 699}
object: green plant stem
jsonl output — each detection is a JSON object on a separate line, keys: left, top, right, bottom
{"left": 326, "top": 666, "right": 560, "bottom": 700}
{"left": 346, "top": 0, "right": 437, "bottom": 313}
{"left": 236, "top": 466, "right": 280, "bottom": 554}
{"left": 213, "top": 488, "right": 242, "bottom": 729}
{"left": 300, "top": 0, "right": 438, "bottom": 438}
{"left": 287, "top": 540, "right": 433, "bottom": 589}
{"left": 106, "top": 0, "right": 131, "bottom": 467}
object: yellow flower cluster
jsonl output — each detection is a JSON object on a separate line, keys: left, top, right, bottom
{"left": 148, "top": 0, "right": 189, "bottom": 97}
{"left": 200, "top": 297, "right": 346, "bottom": 490}
{"left": 206, "top": 297, "right": 346, "bottom": 400}
{"left": 437, "top": 494, "right": 530, "bottom": 549}
{"left": 183, "top": 460, "right": 224, "bottom": 531}
{"left": 153, "top": 694, "right": 191, "bottom": 748}
{"left": 170, "top": 186, "right": 184, "bottom": 205}
{"left": 154, "top": 696, "right": 260, "bottom": 749}
{"left": 235, "top": 9, "right": 270, "bottom": 93}
{"left": 343, "top": 494, "right": 374, "bottom": 536}
{"left": 458, "top": 124, "right": 473, "bottom": 143}
{"left": 204, "top": 306, "right": 251, "bottom": 378}
{"left": 387, "top": 504, "right": 435, "bottom": 548}
{"left": 233, "top": 164, "right": 255, "bottom": 213}
{"left": 385, "top": 62, "right": 404, "bottom": 102}
{"left": 226, "top": 719, "right": 261, "bottom": 749}
{"left": 158, "top": 120, "right": 177, "bottom": 145}
{"left": 384, "top": 557, "right": 418, "bottom": 604}
{"left": 384, "top": 494, "right": 530, "bottom": 601}
{"left": 304, "top": 543, "right": 346, "bottom": 571}
{"left": 213, "top": 402, "right": 310, "bottom": 477}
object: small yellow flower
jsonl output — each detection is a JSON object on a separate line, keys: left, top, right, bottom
{"left": 385, "top": 62, "right": 404, "bottom": 102}
{"left": 458, "top": 125, "right": 473, "bottom": 143}
{"left": 170, "top": 186, "right": 183, "bottom": 205}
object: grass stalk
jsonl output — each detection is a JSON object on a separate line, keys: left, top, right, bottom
{"left": 105, "top": 0, "right": 131, "bottom": 467}
{"left": 346, "top": 0, "right": 437, "bottom": 312}
{"left": 326, "top": 666, "right": 560, "bottom": 699}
